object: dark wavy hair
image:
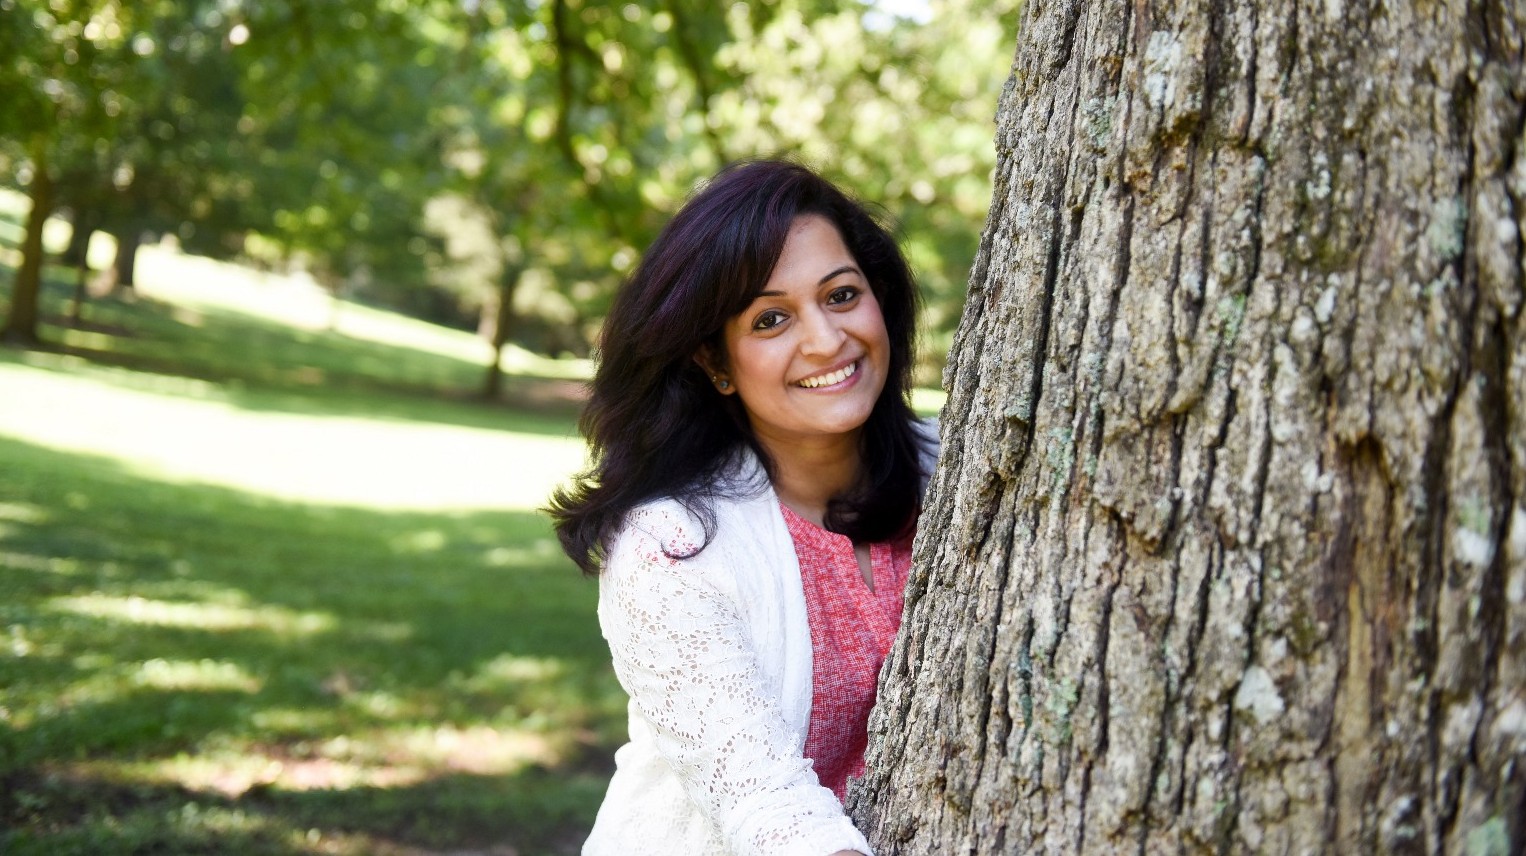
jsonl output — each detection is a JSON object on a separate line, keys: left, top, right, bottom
{"left": 548, "top": 159, "right": 928, "bottom": 575}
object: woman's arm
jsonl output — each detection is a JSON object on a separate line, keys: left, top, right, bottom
{"left": 600, "top": 505, "right": 873, "bottom": 856}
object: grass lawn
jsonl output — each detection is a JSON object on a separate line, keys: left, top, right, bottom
{"left": 0, "top": 205, "right": 624, "bottom": 854}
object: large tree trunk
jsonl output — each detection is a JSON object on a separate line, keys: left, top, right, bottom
{"left": 2, "top": 141, "right": 54, "bottom": 347}
{"left": 851, "top": 1, "right": 1524, "bottom": 854}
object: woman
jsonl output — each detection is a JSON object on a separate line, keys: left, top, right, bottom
{"left": 550, "top": 160, "right": 937, "bottom": 856}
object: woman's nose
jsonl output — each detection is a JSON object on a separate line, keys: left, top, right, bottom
{"left": 797, "top": 306, "right": 847, "bottom": 356}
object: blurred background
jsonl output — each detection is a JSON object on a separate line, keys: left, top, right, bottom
{"left": 0, "top": 0, "right": 1018, "bottom": 852}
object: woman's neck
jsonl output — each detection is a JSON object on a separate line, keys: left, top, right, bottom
{"left": 759, "top": 432, "right": 862, "bottom": 528}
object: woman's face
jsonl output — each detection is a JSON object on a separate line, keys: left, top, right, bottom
{"left": 713, "top": 214, "right": 891, "bottom": 452}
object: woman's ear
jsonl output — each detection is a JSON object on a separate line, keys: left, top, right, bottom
{"left": 693, "top": 346, "right": 735, "bottom": 395}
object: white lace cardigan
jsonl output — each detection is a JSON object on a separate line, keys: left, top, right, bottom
{"left": 583, "top": 426, "right": 938, "bottom": 856}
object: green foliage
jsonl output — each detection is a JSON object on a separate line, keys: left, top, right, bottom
{"left": 0, "top": 0, "right": 122, "bottom": 151}
{"left": 711, "top": 0, "right": 1021, "bottom": 340}
{"left": 0, "top": 0, "right": 250, "bottom": 240}
{"left": 2, "top": 0, "right": 1021, "bottom": 366}
{"left": 231, "top": 1, "right": 456, "bottom": 298}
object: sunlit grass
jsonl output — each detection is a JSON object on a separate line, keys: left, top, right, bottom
{"left": 0, "top": 204, "right": 620, "bottom": 853}
{"left": 130, "top": 659, "right": 265, "bottom": 694}
{"left": 0, "top": 421, "right": 625, "bottom": 846}
{"left": 0, "top": 188, "right": 591, "bottom": 385}
{"left": 134, "top": 247, "right": 591, "bottom": 382}
{"left": 0, "top": 432, "right": 621, "bottom": 854}
{"left": 91, "top": 718, "right": 564, "bottom": 797}
{"left": 0, "top": 359, "right": 585, "bottom": 512}
{"left": 50, "top": 595, "right": 335, "bottom": 637}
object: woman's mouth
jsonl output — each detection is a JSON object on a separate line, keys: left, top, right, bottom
{"left": 796, "top": 360, "right": 858, "bottom": 389}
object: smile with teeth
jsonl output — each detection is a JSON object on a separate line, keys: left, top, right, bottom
{"left": 796, "top": 360, "right": 858, "bottom": 389}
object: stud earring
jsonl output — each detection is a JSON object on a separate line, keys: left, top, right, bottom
{"left": 714, "top": 377, "right": 731, "bottom": 391}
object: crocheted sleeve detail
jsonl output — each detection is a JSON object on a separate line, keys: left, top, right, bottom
{"left": 599, "top": 503, "right": 872, "bottom": 856}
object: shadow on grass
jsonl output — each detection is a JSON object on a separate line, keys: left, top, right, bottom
{"left": 0, "top": 436, "right": 622, "bottom": 854}
{"left": 2, "top": 764, "right": 610, "bottom": 855}
{"left": 1, "top": 262, "right": 589, "bottom": 438}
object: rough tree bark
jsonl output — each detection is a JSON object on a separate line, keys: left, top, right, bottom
{"left": 851, "top": 1, "right": 1524, "bottom": 853}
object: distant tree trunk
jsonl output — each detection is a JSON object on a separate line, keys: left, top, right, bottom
{"left": 109, "top": 229, "right": 141, "bottom": 293}
{"left": 68, "top": 261, "right": 89, "bottom": 326}
{"left": 481, "top": 264, "right": 522, "bottom": 399}
{"left": 326, "top": 281, "right": 346, "bottom": 332}
{"left": 851, "top": 1, "right": 1523, "bottom": 854}
{"left": 66, "top": 211, "right": 96, "bottom": 327}
{"left": 60, "top": 208, "right": 94, "bottom": 267}
{"left": 2, "top": 140, "right": 53, "bottom": 347}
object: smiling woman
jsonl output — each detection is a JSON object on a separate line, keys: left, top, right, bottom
{"left": 548, "top": 160, "right": 939, "bottom": 855}
{"left": 705, "top": 214, "right": 893, "bottom": 474}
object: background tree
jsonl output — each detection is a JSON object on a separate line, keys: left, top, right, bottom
{"left": 228, "top": 0, "right": 453, "bottom": 311}
{"left": 429, "top": 0, "right": 726, "bottom": 394}
{"left": 0, "top": 0, "right": 122, "bottom": 344}
{"left": 711, "top": 0, "right": 1021, "bottom": 370}
{"left": 2, "top": 0, "right": 262, "bottom": 332}
{"left": 425, "top": 0, "right": 1021, "bottom": 391}
{"left": 3, "top": 0, "right": 1021, "bottom": 381}
{"left": 85, "top": 1, "right": 250, "bottom": 293}
{"left": 852, "top": 0, "right": 1524, "bottom": 853}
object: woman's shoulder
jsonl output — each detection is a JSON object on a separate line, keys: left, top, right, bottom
{"left": 605, "top": 468, "right": 777, "bottom": 575}
{"left": 613, "top": 497, "right": 708, "bottom": 563}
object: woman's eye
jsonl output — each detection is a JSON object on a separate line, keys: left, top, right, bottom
{"left": 752, "top": 310, "right": 786, "bottom": 331}
{"left": 827, "top": 287, "right": 860, "bottom": 306}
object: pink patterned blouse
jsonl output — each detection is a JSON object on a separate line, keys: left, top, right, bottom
{"left": 779, "top": 503, "right": 914, "bottom": 801}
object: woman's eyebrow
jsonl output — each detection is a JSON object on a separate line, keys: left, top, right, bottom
{"left": 754, "top": 265, "right": 863, "bottom": 298}
{"left": 817, "top": 265, "right": 860, "bottom": 285}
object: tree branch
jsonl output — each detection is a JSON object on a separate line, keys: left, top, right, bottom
{"left": 661, "top": 0, "right": 731, "bottom": 164}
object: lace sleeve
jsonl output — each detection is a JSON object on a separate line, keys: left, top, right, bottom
{"left": 599, "top": 506, "right": 872, "bottom": 856}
